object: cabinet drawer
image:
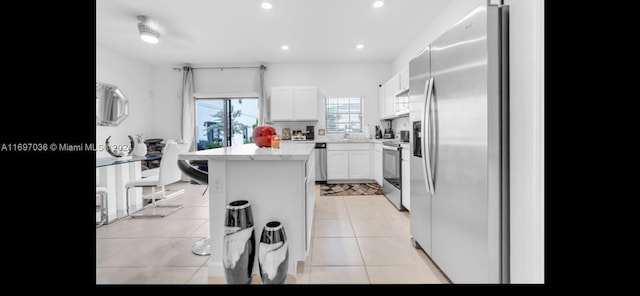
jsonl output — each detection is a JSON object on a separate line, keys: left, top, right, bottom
{"left": 327, "top": 143, "right": 370, "bottom": 151}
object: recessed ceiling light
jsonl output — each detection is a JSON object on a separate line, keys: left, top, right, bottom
{"left": 261, "top": 2, "right": 273, "bottom": 10}
{"left": 281, "top": 45, "right": 289, "bottom": 50}
{"left": 356, "top": 44, "right": 365, "bottom": 50}
{"left": 373, "top": 1, "right": 384, "bottom": 8}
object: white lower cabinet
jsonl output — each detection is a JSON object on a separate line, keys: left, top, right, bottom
{"left": 327, "top": 150, "right": 349, "bottom": 180}
{"left": 327, "top": 143, "right": 372, "bottom": 181}
{"left": 305, "top": 155, "right": 315, "bottom": 253}
{"left": 348, "top": 151, "right": 370, "bottom": 179}
{"left": 374, "top": 143, "right": 383, "bottom": 186}
{"left": 401, "top": 148, "right": 410, "bottom": 210}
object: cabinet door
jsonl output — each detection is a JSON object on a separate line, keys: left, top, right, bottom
{"left": 294, "top": 87, "right": 318, "bottom": 120}
{"left": 327, "top": 150, "right": 349, "bottom": 180}
{"left": 378, "top": 84, "right": 385, "bottom": 120}
{"left": 348, "top": 150, "right": 370, "bottom": 179}
{"left": 271, "top": 87, "right": 295, "bottom": 121}
{"left": 399, "top": 67, "right": 410, "bottom": 90}
{"left": 384, "top": 76, "right": 398, "bottom": 117}
{"left": 305, "top": 158, "right": 315, "bottom": 253}
{"left": 374, "top": 147, "right": 383, "bottom": 186}
{"left": 401, "top": 159, "right": 410, "bottom": 210}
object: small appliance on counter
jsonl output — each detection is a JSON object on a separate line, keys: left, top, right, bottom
{"left": 291, "top": 130, "right": 306, "bottom": 141}
{"left": 375, "top": 125, "right": 382, "bottom": 139}
{"left": 383, "top": 121, "right": 394, "bottom": 139}
{"left": 305, "top": 125, "right": 315, "bottom": 140}
{"left": 400, "top": 130, "right": 410, "bottom": 142}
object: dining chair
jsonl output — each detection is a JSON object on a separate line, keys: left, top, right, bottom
{"left": 96, "top": 187, "right": 109, "bottom": 226}
{"left": 125, "top": 141, "right": 190, "bottom": 218}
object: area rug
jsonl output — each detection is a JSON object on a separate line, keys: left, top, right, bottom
{"left": 319, "top": 183, "right": 384, "bottom": 196}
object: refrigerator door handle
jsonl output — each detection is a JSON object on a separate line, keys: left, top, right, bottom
{"left": 423, "top": 78, "right": 435, "bottom": 194}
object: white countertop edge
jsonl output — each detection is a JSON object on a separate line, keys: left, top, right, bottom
{"left": 178, "top": 143, "right": 314, "bottom": 161}
{"left": 178, "top": 154, "right": 311, "bottom": 161}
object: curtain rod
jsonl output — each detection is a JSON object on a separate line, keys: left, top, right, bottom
{"left": 172, "top": 65, "right": 267, "bottom": 71}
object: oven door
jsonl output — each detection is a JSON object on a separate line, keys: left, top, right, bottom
{"left": 382, "top": 146, "right": 401, "bottom": 188}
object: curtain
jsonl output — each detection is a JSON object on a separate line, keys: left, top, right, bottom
{"left": 259, "top": 65, "right": 266, "bottom": 125}
{"left": 181, "top": 65, "right": 196, "bottom": 151}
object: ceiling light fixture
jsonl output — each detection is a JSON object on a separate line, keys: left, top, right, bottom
{"left": 261, "top": 2, "right": 273, "bottom": 10}
{"left": 373, "top": 1, "right": 384, "bottom": 8}
{"left": 137, "top": 15, "right": 161, "bottom": 44}
{"left": 281, "top": 45, "right": 289, "bottom": 50}
{"left": 356, "top": 44, "right": 365, "bottom": 50}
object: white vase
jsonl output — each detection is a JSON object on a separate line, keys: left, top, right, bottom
{"left": 133, "top": 142, "right": 147, "bottom": 157}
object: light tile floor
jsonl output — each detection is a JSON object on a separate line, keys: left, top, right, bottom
{"left": 96, "top": 182, "right": 449, "bottom": 284}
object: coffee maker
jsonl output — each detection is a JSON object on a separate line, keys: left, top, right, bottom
{"left": 305, "top": 125, "right": 315, "bottom": 140}
{"left": 383, "top": 121, "right": 394, "bottom": 139}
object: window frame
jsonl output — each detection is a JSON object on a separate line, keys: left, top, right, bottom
{"left": 194, "top": 93, "right": 259, "bottom": 150}
{"left": 325, "top": 97, "right": 364, "bottom": 134}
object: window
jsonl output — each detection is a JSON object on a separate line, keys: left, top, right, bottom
{"left": 195, "top": 98, "right": 259, "bottom": 150}
{"left": 325, "top": 97, "right": 362, "bottom": 133}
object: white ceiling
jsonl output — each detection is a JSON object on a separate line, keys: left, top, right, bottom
{"left": 96, "top": 0, "right": 450, "bottom": 65}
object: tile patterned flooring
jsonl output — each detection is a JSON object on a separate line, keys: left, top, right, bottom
{"left": 96, "top": 182, "right": 449, "bottom": 284}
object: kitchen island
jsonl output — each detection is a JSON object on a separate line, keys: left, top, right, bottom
{"left": 179, "top": 143, "right": 316, "bottom": 278}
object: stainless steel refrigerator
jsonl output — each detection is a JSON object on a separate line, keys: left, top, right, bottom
{"left": 409, "top": 3, "right": 509, "bottom": 284}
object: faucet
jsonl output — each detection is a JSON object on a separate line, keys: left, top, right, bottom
{"left": 343, "top": 127, "right": 350, "bottom": 139}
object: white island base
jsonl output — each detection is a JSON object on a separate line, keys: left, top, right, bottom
{"left": 180, "top": 144, "right": 315, "bottom": 279}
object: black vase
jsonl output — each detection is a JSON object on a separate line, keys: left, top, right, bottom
{"left": 258, "top": 221, "right": 289, "bottom": 284}
{"left": 222, "top": 200, "right": 255, "bottom": 284}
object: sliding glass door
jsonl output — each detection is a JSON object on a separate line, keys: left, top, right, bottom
{"left": 195, "top": 98, "right": 259, "bottom": 150}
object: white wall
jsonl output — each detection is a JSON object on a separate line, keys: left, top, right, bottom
{"left": 149, "top": 66, "right": 184, "bottom": 141}
{"left": 392, "top": 116, "right": 411, "bottom": 139}
{"left": 96, "top": 45, "right": 153, "bottom": 158}
{"left": 149, "top": 62, "right": 391, "bottom": 142}
{"left": 391, "top": 0, "right": 485, "bottom": 74}
{"left": 504, "top": 0, "right": 545, "bottom": 284}
{"left": 149, "top": 65, "right": 264, "bottom": 142}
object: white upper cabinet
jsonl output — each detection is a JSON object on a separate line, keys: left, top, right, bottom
{"left": 378, "top": 84, "right": 385, "bottom": 121}
{"left": 379, "top": 67, "right": 411, "bottom": 120}
{"left": 270, "top": 87, "right": 320, "bottom": 121}
{"left": 399, "top": 67, "right": 410, "bottom": 90}
{"left": 270, "top": 88, "right": 295, "bottom": 121}
{"left": 293, "top": 87, "right": 318, "bottom": 121}
{"left": 384, "top": 74, "right": 399, "bottom": 118}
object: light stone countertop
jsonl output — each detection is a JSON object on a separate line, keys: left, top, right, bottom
{"left": 323, "top": 138, "right": 387, "bottom": 144}
{"left": 178, "top": 143, "right": 315, "bottom": 161}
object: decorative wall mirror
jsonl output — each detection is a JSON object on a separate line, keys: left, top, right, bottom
{"left": 96, "top": 82, "right": 129, "bottom": 126}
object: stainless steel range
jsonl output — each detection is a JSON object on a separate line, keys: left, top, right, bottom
{"left": 382, "top": 140, "right": 403, "bottom": 210}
